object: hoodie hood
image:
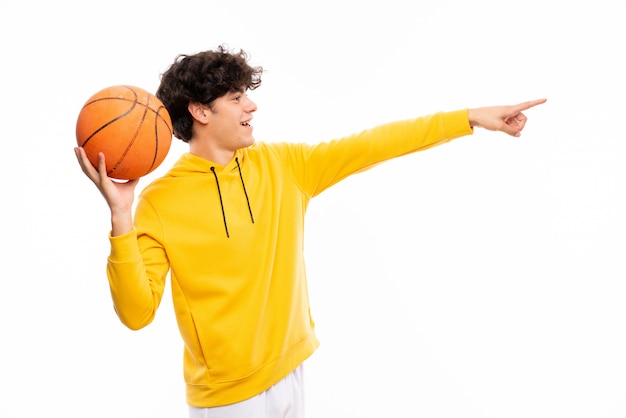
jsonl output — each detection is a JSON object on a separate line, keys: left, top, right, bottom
{"left": 166, "top": 148, "right": 248, "bottom": 177}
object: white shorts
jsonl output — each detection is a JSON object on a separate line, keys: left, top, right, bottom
{"left": 189, "top": 364, "right": 305, "bottom": 418}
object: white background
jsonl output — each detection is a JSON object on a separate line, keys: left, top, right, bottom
{"left": 1, "top": 0, "right": 625, "bottom": 417}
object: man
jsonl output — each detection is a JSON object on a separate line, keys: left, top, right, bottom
{"left": 74, "top": 45, "right": 545, "bottom": 417}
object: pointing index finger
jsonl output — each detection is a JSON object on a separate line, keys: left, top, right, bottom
{"left": 513, "top": 98, "right": 547, "bottom": 113}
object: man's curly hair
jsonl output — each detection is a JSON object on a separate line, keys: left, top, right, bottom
{"left": 156, "top": 45, "right": 263, "bottom": 142}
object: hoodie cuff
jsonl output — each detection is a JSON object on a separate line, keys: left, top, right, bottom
{"left": 108, "top": 229, "right": 140, "bottom": 263}
{"left": 446, "top": 109, "right": 474, "bottom": 139}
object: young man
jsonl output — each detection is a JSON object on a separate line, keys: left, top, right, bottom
{"left": 74, "top": 45, "right": 545, "bottom": 417}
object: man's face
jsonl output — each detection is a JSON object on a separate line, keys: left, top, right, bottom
{"left": 207, "top": 89, "right": 257, "bottom": 152}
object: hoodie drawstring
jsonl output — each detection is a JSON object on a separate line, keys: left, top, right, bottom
{"left": 235, "top": 157, "right": 255, "bottom": 224}
{"left": 210, "top": 167, "right": 230, "bottom": 238}
{"left": 210, "top": 159, "right": 255, "bottom": 238}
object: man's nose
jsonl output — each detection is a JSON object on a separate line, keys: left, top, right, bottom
{"left": 245, "top": 97, "right": 257, "bottom": 112}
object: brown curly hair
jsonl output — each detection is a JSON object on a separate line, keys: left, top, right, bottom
{"left": 156, "top": 45, "right": 263, "bottom": 142}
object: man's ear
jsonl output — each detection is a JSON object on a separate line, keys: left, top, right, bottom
{"left": 188, "top": 102, "right": 210, "bottom": 123}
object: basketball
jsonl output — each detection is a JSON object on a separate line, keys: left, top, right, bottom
{"left": 76, "top": 85, "right": 173, "bottom": 180}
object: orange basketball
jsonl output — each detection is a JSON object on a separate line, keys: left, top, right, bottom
{"left": 76, "top": 85, "right": 173, "bottom": 180}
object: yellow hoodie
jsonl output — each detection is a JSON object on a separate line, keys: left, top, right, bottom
{"left": 106, "top": 109, "right": 473, "bottom": 407}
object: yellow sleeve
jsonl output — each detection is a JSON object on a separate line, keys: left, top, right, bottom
{"left": 286, "top": 109, "right": 473, "bottom": 197}
{"left": 107, "top": 207, "right": 169, "bottom": 330}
